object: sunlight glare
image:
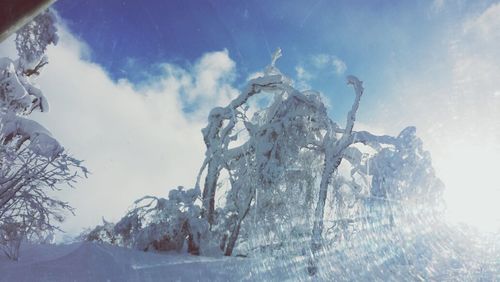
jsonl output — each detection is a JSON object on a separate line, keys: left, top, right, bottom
{"left": 434, "top": 141, "right": 500, "bottom": 232}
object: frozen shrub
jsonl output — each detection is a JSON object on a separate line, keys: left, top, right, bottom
{"left": 113, "top": 186, "right": 206, "bottom": 254}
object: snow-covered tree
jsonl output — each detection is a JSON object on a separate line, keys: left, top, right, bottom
{"left": 193, "top": 49, "right": 333, "bottom": 256}
{"left": 192, "top": 49, "right": 443, "bottom": 273}
{"left": 365, "top": 126, "right": 445, "bottom": 227}
{"left": 0, "top": 10, "right": 86, "bottom": 260}
{"left": 79, "top": 217, "right": 118, "bottom": 245}
{"left": 111, "top": 186, "right": 205, "bottom": 254}
{"left": 82, "top": 186, "right": 206, "bottom": 256}
{"left": 96, "top": 49, "right": 443, "bottom": 278}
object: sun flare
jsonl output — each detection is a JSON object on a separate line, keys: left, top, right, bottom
{"left": 434, "top": 141, "right": 500, "bottom": 232}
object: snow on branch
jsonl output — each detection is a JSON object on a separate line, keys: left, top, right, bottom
{"left": 1, "top": 113, "right": 62, "bottom": 158}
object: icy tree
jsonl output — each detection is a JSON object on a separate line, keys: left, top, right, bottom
{"left": 111, "top": 186, "right": 205, "bottom": 254}
{"left": 193, "top": 52, "right": 365, "bottom": 260}
{"left": 318, "top": 127, "right": 445, "bottom": 239}
{"left": 0, "top": 10, "right": 86, "bottom": 260}
{"left": 365, "top": 126, "right": 445, "bottom": 227}
{"left": 192, "top": 49, "right": 443, "bottom": 273}
{"left": 79, "top": 217, "right": 118, "bottom": 245}
{"left": 83, "top": 186, "right": 206, "bottom": 255}
{"left": 194, "top": 49, "right": 336, "bottom": 256}
{"left": 101, "top": 49, "right": 443, "bottom": 277}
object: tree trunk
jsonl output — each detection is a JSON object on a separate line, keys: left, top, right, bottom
{"left": 224, "top": 220, "right": 242, "bottom": 256}
{"left": 224, "top": 193, "right": 253, "bottom": 256}
{"left": 202, "top": 161, "right": 220, "bottom": 226}
{"left": 308, "top": 152, "right": 343, "bottom": 275}
{"left": 182, "top": 220, "right": 200, "bottom": 255}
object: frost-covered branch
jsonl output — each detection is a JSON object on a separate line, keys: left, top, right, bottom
{"left": 352, "top": 130, "right": 397, "bottom": 147}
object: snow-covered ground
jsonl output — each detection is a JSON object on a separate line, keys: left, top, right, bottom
{"left": 0, "top": 242, "right": 299, "bottom": 281}
{"left": 1, "top": 223, "right": 498, "bottom": 281}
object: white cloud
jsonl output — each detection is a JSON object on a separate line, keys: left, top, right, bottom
{"left": 292, "top": 54, "right": 347, "bottom": 90}
{"left": 331, "top": 57, "right": 347, "bottom": 75}
{"left": 311, "top": 54, "right": 330, "bottom": 68}
{"left": 187, "top": 49, "right": 238, "bottom": 114}
{"left": 311, "top": 53, "right": 347, "bottom": 75}
{"left": 296, "top": 65, "right": 313, "bottom": 81}
{"left": 463, "top": 2, "right": 500, "bottom": 39}
{"left": 294, "top": 65, "right": 312, "bottom": 89}
{"left": 0, "top": 24, "right": 239, "bottom": 236}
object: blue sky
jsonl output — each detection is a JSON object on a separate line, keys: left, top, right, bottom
{"left": 53, "top": 0, "right": 489, "bottom": 120}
